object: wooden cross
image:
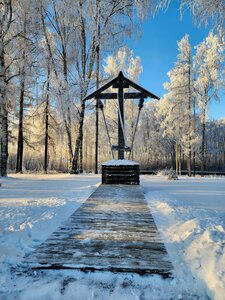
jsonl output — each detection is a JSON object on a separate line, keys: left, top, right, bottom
{"left": 83, "top": 71, "right": 159, "bottom": 160}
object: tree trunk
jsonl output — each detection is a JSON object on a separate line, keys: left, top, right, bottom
{"left": 179, "top": 143, "right": 182, "bottom": 175}
{"left": 193, "top": 151, "right": 196, "bottom": 176}
{"left": 78, "top": 5, "right": 87, "bottom": 174}
{"left": 201, "top": 106, "right": 206, "bottom": 177}
{"left": 44, "top": 96, "right": 49, "bottom": 173}
{"left": 0, "top": 105, "right": 8, "bottom": 177}
{"left": 44, "top": 64, "right": 50, "bottom": 173}
{"left": 71, "top": 102, "right": 85, "bottom": 174}
{"left": 0, "top": 22, "right": 8, "bottom": 177}
{"left": 16, "top": 76, "right": 25, "bottom": 173}
{"left": 187, "top": 56, "right": 192, "bottom": 176}
{"left": 192, "top": 94, "right": 196, "bottom": 176}
{"left": 63, "top": 49, "right": 73, "bottom": 168}
{"left": 172, "top": 143, "right": 176, "bottom": 170}
{"left": 175, "top": 141, "right": 179, "bottom": 175}
{"left": 64, "top": 117, "right": 73, "bottom": 167}
{"left": 79, "top": 137, "right": 83, "bottom": 173}
{"left": 72, "top": 1, "right": 97, "bottom": 174}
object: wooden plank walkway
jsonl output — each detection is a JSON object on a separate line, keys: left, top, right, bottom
{"left": 24, "top": 185, "right": 173, "bottom": 276}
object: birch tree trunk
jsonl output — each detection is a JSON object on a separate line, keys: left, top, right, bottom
{"left": 71, "top": 102, "right": 85, "bottom": 174}
{"left": 0, "top": 18, "right": 8, "bottom": 177}
{"left": 72, "top": 2, "right": 96, "bottom": 174}
{"left": 62, "top": 48, "right": 73, "bottom": 167}
{"left": 78, "top": 4, "right": 87, "bottom": 174}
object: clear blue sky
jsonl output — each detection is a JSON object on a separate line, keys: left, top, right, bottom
{"left": 126, "top": 2, "right": 225, "bottom": 120}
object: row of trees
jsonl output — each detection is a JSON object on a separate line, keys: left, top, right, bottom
{"left": 82, "top": 33, "right": 225, "bottom": 175}
{"left": 0, "top": 0, "right": 224, "bottom": 176}
{"left": 158, "top": 32, "right": 224, "bottom": 176}
{"left": 7, "top": 37, "right": 225, "bottom": 175}
{"left": 1, "top": 0, "right": 150, "bottom": 177}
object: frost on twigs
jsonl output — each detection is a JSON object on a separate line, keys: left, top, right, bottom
{"left": 167, "top": 168, "right": 178, "bottom": 180}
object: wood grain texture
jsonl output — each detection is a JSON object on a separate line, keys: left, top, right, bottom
{"left": 102, "top": 165, "right": 140, "bottom": 185}
{"left": 24, "top": 185, "right": 173, "bottom": 276}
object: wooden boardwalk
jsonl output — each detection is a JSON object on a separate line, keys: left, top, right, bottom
{"left": 25, "top": 185, "right": 173, "bottom": 276}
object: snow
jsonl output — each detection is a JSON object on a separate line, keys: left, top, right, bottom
{"left": 0, "top": 174, "right": 100, "bottom": 275}
{"left": 101, "top": 159, "right": 139, "bottom": 166}
{"left": 142, "top": 175, "right": 225, "bottom": 300}
{"left": 0, "top": 173, "right": 224, "bottom": 299}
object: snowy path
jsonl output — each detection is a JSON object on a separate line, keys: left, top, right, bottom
{"left": 25, "top": 185, "right": 172, "bottom": 276}
{"left": 0, "top": 174, "right": 224, "bottom": 299}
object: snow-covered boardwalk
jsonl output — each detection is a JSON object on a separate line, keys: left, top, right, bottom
{"left": 25, "top": 184, "right": 172, "bottom": 276}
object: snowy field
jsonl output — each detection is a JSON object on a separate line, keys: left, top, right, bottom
{"left": 0, "top": 174, "right": 224, "bottom": 300}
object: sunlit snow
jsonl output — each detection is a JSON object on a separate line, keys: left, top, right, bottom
{"left": 0, "top": 174, "right": 224, "bottom": 299}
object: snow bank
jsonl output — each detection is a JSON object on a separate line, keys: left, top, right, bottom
{"left": 142, "top": 175, "right": 225, "bottom": 300}
{"left": 101, "top": 159, "right": 139, "bottom": 166}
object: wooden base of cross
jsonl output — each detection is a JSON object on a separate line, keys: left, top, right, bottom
{"left": 102, "top": 160, "right": 140, "bottom": 185}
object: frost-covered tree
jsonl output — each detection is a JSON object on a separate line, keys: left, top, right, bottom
{"left": 0, "top": 1, "right": 12, "bottom": 176}
{"left": 139, "top": 100, "right": 174, "bottom": 169}
{"left": 71, "top": 0, "right": 148, "bottom": 174}
{"left": 41, "top": 0, "right": 78, "bottom": 166}
{"left": 0, "top": 0, "right": 42, "bottom": 176}
{"left": 179, "top": 0, "right": 225, "bottom": 28}
{"left": 0, "top": 0, "right": 19, "bottom": 177}
{"left": 13, "top": 0, "right": 41, "bottom": 173}
{"left": 104, "top": 47, "right": 143, "bottom": 81}
{"left": 157, "top": 35, "right": 195, "bottom": 175}
{"left": 194, "top": 31, "right": 224, "bottom": 176}
{"left": 155, "top": 0, "right": 225, "bottom": 29}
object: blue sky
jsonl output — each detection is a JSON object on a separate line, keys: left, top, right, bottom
{"left": 126, "top": 2, "right": 224, "bottom": 120}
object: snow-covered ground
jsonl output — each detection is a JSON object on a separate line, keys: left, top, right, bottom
{"left": 142, "top": 175, "right": 225, "bottom": 300}
{"left": 0, "top": 174, "right": 224, "bottom": 299}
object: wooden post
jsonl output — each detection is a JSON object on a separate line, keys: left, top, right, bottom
{"left": 95, "top": 40, "right": 100, "bottom": 174}
{"left": 118, "top": 86, "right": 125, "bottom": 159}
{"left": 95, "top": 98, "right": 99, "bottom": 173}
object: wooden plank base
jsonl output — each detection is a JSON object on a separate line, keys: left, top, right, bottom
{"left": 24, "top": 185, "right": 173, "bottom": 276}
{"left": 102, "top": 165, "right": 140, "bottom": 185}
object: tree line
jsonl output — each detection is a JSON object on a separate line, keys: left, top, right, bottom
{"left": 0, "top": 0, "right": 224, "bottom": 177}
{"left": 81, "top": 38, "right": 225, "bottom": 176}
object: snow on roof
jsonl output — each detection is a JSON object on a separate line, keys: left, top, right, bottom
{"left": 101, "top": 159, "right": 139, "bottom": 166}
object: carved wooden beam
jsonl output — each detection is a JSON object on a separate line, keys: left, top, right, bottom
{"left": 95, "top": 92, "right": 149, "bottom": 99}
